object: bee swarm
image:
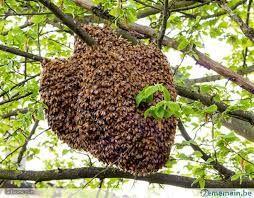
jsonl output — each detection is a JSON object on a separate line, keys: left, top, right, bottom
{"left": 40, "top": 25, "right": 177, "bottom": 176}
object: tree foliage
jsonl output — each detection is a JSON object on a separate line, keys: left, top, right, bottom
{"left": 0, "top": 0, "right": 253, "bottom": 189}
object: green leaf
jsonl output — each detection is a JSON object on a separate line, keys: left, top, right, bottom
{"left": 178, "top": 37, "right": 189, "bottom": 50}
{"left": 32, "top": 15, "right": 45, "bottom": 24}
{"left": 62, "top": 149, "right": 69, "bottom": 155}
{"left": 231, "top": 174, "right": 240, "bottom": 181}
{"left": 193, "top": 151, "right": 203, "bottom": 158}
{"left": 135, "top": 84, "right": 171, "bottom": 107}
{"left": 154, "top": 105, "right": 165, "bottom": 119}
{"left": 199, "top": 179, "right": 205, "bottom": 188}
{"left": 204, "top": 104, "right": 218, "bottom": 114}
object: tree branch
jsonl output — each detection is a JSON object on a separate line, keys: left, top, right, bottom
{"left": 188, "top": 65, "right": 254, "bottom": 84}
{"left": 136, "top": 0, "right": 207, "bottom": 19}
{"left": 37, "top": 0, "right": 95, "bottom": 45}
{"left": 246, "top": 0, "right": 252, "bottom": 25}
{"left": 0, "top": 92, "right": 32, "bottom": 106}
{"left": 176, "top": 85, "right": 254, "bottom": 124}
{"left": 192, "top": 49, "right": 254, "bottom": 94}
{"left": 157, "top": 0, "right": 171, "bottom": 49}
{"left": 0, "top": 167, "right": 253, "bottom": 187}
{"left": 0, "top": 12, "right": 53, "bottom": 17}
{"left": 17, "top": 121, "right": 39, "bottom": 166}
{"left": 0, "top": 44, "right": 44, "bottom": 62}
{"left": 1, "top": 108, "right": 29, "bottom": 119}
{"left": 222, "top": 117, "right": 254, "bottom": 142}
{"left": 134, "top": 0, "right": 161, "bottom": 11}
{"left": 178, "top": 120, "right": 234, "bottom": 179}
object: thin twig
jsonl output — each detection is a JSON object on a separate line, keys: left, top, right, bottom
{"left": 17, "top": 121, "right": 39, "bottom": 166}
{"left": 0, "top": 74, "right": 39, "bottom": 98}
{"left": 0, "top": 146, "right": 23, "bottom": 164}
{"left": 0, "top": 12, "right": 53, "bottom": 17}
{"left": 157, "top": 0, "right": 171, "bottom": 49}
{"left": 178, "top": 120, "right": 235, "bottom": 179}
{"left": 0, "top": 92, "right": 32, "bottom": 106}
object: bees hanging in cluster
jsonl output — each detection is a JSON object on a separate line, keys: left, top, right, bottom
{"left": 40, "top": 25, "right": 177, "bottom": 176}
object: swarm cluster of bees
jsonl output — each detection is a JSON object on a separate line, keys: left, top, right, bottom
{"left": 40, "top": 25, "right": 177, "bottom": 175}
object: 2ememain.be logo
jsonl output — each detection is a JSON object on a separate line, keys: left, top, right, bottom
{"left": 200, "top": 189, "right": 253, "bottom": 197}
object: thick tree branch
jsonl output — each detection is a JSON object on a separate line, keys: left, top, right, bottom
{"left": 222, "top": 118, "right": 254, "bottom": 142}
{"left": 136, "top": 1, "right": 207, "bottom": 19}
{"left": 176, "top": 85, "right": 254, "bottom": 124}
{"left": 1, "top": 108, "right": 29, "bottom": 119}
{"left": 188, "top": 65, "right": 254, "bottom": 84}
{"left": 37, "top": 0, "right": 95, "bottom": 45}
{"left": 0, "top": 167, "right": 253, "bottom": 188}
{"left": 192, "top": 49, "right": 254, "bottom": 94}
{"left": 74, "top": 0, "right": 254, "bottom": 94}
{"left": 0, "top": 44, "right": 44, "bottom": 62}
{"left": 178, "top": 120, "right": 234, "bottom": 179}
{"left": 217, "top": 0, "right": 254, "bottom": 43}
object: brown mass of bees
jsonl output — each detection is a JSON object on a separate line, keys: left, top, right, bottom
{"left": 40, "top": 25, "right": 177, "bottom": 176}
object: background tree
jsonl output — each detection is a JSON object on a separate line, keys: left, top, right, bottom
{"left": 0, "top": 0, "right": 253, "bottom": 189}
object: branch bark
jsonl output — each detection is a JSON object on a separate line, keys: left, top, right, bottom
{"left": 176, "top": 85, "right": 254, "bottom": 124}
{"left": 37, "top": 0, "right": 95, "bottom": 45}
{"left": 0, "top": 44, "right": 44, "bottom": 62}
{"left": 192, "top": 49, "right": 254, "bottom": 94}
{"left": 1, "top": 108, "right": 29, "bottom": 119}
{"left": 0, "top": 167, "right": 253, "bottom": 188}
{"left": 188, "top": 65, "right": 254, "bottom": 84}
{"left": 222, "top": 117, "right": 254, "bottom": 142}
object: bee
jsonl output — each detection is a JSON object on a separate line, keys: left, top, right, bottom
{"left": 40, "top": 24, "right": 177, "bottom": 176}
